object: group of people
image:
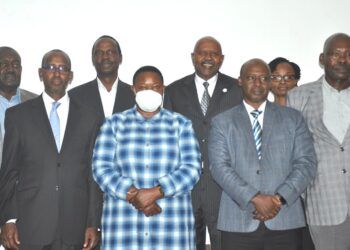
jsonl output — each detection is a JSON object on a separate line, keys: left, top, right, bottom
{"left": 0, "top": 32, "right": 348, "bottom": 250}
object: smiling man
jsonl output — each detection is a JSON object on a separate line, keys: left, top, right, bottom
{"left": 164, "top": 36, "right": 242, "bottom": 250}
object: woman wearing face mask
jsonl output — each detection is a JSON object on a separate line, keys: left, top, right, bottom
{"left": 92, "top": 66, "right": 201, "bottom": 250}
{"left": 268, "top": 57, "right": 300, "bottom": 106}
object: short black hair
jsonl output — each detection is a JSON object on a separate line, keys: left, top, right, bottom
{"left": 41, "top": 49, "right": 71, "bottom": 69}
{"left": 268, "top": 57, "right": 301, "bottom": 80}
{"left": 133, "top": 66, "right": 163, "bottom": 85}
{"left": 92, "top": 35, "right": 122, "bottom": 55}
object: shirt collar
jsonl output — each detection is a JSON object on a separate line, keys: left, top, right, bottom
{"left": 97, "top": 77, "right": 118, "bottom": 91}
{"left": 243, "top": 100, "right": 267, "bottom": 114}
{"left": 322, "top": 75, "right": 350, "bottom": 93}
{"left": 194, "top": 73, "right": 218, "bottom": 86}
{"left": 0, "top": 88, "right": 21, "bottom": 103}
{"left": 132, "top": 106, "right": 164, "bottom": 124}
{"left": 42, "top": 91, "right": 69, "bottom": 106}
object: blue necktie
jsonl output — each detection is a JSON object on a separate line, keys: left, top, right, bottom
{"left": 251, "top": 110, "right": 262, "bottom": 160}
{"left": 50, "top": 102, "right": 61, "bottom": 150}
{"left": 201, "top": 82, "right": 210, "bottom": 115}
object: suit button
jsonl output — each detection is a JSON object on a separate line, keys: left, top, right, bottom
{"left": 56, "top": 185, "right": 59, "bottom": 191}
{"left": 340, "top": 146, "right": 345, "bottom": 152}
{"left": 57, "top": 163, "right": 61, "bottom": 167}
{"left": 341, "top": 169, "right": 347, "bottom": 174}
{"left": 201, "top": 139, "right": 206, "bottom": 143}
{"left": 256, "top": 170, "right": 261, "bottom": 175}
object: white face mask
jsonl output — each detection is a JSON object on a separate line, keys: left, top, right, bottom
{"left": 135, "top": 90, "right": 163, "bottom": 112}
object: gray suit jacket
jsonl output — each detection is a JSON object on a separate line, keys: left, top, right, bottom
{"left": 0, "top": 88, "right": 37, "bottom": 166}
{"left": 288, "top": 77, "right": 350, "bottom": 226}
{"left": 209, "top": 102, "right": 316, "bottom": 232}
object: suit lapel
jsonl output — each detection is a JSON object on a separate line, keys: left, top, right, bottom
{"left": 236, "top": 103, "right": 258, "bottom": 151}
{"left": 261, "top": 102, "right": 277, "bottom": 153}
{"left": 31, "top": 96, "right": 58, "bottom": 152}
{"left": 90, "top": 80, "right": 105, "bottom": 118}
{"left": 183, "top": 74, "right": 204, "bottom": 116}
{"left": 206, "top": 76, "right": 227, "bottom": 117}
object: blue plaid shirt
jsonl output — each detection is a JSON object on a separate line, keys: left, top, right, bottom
{"left": 92, "top": 107, "right": 201, "bottom": 250}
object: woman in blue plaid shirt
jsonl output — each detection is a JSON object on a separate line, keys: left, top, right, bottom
{"left": 92, "top": 66, "right": 201, "bottom": 250}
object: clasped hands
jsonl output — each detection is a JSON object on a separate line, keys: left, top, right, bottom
{"left": 126, "top": 185, "right": 163, "bottom": 217}
{"left": 251, "top": 194, "right": 282, "bottom": 221}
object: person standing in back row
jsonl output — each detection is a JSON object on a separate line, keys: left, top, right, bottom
{"left": 288, "top": 32, "right": 350, "bottom": 250}
{"left": 69, "top": 35, "right": 134, "bottom": 120}
{"left": 164, "top": 36, "right": 243, "bottom": 250}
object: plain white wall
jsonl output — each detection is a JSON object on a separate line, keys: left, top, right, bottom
{"left": 1, "top": 0, "right": 350, "bottom": 94}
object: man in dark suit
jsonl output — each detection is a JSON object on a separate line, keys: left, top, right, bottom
{"left": 209, "top": 58, "right": 316, "bottom": 250}
{"left": 0, "top": 49, "right": 102, "bottom": 250}
{"left": 164, "top": 36, "right": 243, "bottom": 250}
{"left": 69, "top": 35, "right": 134, "bottom": 120}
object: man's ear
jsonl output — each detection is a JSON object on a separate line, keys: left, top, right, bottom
{"left": 38, "top": 68, "right": 43, "bottom": 81}
{"left": 238, "top": 76, "right": 243, "bottom": 86}
{"left": 319, "top": 53, "right": 325, "bottom": 68}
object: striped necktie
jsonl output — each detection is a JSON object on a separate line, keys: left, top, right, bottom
{"left": 201, "top": 82, "right": 210, "bottom": 115}
{"left": 251, "top": 110, "right": 262, "bottom": 159}
{"left": 50, "top": 101, "right": 61, "bottom": 150}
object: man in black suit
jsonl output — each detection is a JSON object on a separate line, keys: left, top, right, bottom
{"left": 164, "top": 36, "right": 243, "bottom": 250}
{"left": 0, "top": 49, "right": 102, "bottom": 250}
{"left": 69, "top": 35, "right": 134, "bottom": 120}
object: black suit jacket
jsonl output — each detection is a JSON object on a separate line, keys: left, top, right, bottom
{"left": 68, "top": 79, "right": 135, "bottom": 122}
{"left": 164, "top": 72, "right": 243, "bottom": 216}
{"left": 0, "top": 96, "right": 103, "bottom": 246}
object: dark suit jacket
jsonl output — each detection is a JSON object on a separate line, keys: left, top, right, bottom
{"left": 163, "top": 72, "right": 243, "bottom": 215}
{"left": 0, "top": 96, "right": 103, "bottom": 246}
{"left": 68, "top": 79, "right": 135, "bottom": 122}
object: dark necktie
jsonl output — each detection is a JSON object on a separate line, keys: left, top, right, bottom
{"left": 201, "top": 82, "right": 210, "bottom": 115}
{"left": 50, "top": 102, "right": 61, "bottom": 150}
{"left": 251, "top": 110, "right": 262, "bottom": 159}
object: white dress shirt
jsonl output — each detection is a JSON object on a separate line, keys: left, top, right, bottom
{"left": 97, "top": 77, "right": 118, "bottom": 118}
{"left": 194, "top": 74, "right": 218, "bottom": 102}
{"left": 243, "top": 100, "right": 267, "bottom": 129}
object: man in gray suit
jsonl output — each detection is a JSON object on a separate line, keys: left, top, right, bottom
{"left": 209, "top": 58, "right": 316, "bottom": 250}
{"left": 0, "top": 47, "right": 37, "bottom": 166}
{"left": 164, "top": 36, "right": 242, "bottom": 250}
{"left": 288, "top": 33, "right": 350, "bottom": 250}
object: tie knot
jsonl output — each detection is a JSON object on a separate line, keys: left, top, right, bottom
{"left": 203, "top": 82, "right": 209, "bottom": 89}
{"left": 250, "top": 110, "right": 262, "bottom": 118}
{"left": 52, "top": 102, "right": 61, "bottom": 110}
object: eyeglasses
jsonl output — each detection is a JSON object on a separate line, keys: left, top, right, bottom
{"left": 270, "top": 75, "right": 296, "bottom": 82}
{"left": 245, "top": 75, "right": 270, "bottom": 83}
{"left": 327, "top": 51, "right": 350, "bottom": 60}
{"left": 42, "top": 64, "right": 70, "bottom": 73}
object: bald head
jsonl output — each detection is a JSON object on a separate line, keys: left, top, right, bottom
{"left": 323, "top": 33, "right": 350, "bottom": 54}
{"left": 240, "top": 58, "right": 270, "bottom": 77}
{"left": 193, "top": 36, "right": 222, "bottom": 54}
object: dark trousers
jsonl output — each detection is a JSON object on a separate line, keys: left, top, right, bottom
{"left": 301, "top": 226, "right": 315, "bottom": 250}
{"left": 19, "top": 240, "right": 81, "bottom": 250}
{"left": 221, "top": 223, "right": 302, "bottom": 250}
